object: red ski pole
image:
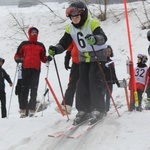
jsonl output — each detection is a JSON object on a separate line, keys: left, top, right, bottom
{"left": 45, "top": 78, "right": 65, "bottom": 117}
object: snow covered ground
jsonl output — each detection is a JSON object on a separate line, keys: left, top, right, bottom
{"left": 0, "top": 1, "right": 150, "bottom": 150}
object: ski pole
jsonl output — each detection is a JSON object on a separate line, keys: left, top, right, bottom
{"left": 45, "top": 78, "right": 66, "bottom": 117}
{"left": 7, "top": 64, "right": 18, "bottom": 118}
{"left": 52, "top": 57, "right": 70, "bottom": 120}
{"left": 41, "top": 61, "right": 50, "bottom": 116}
{"left": 34, "top": 88, "right": 49, "bottom": 117}
{"left": 91, "top": 45, "right": 120, "bottom": 117}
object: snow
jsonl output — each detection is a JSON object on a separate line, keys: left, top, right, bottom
{"left": 0, "top": 1, "right": 150, "bottom": 150}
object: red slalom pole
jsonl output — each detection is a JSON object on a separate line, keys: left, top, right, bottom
{"left": 45, "top": 78, "right": 65, "bottom": 116}
{"left": 123, "top": 0, "right": 138, "bottom": 110}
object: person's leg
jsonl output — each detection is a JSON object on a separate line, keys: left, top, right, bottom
{"left": 136, "top": 89, "right": 143, "bottom": 111}
{"left": 20, "top": 69, "right": 31, "bottom": 117}
{"left": 105, "top": 84, "right": 113, "bottom": 112}
{"left": 76, "top": 62, "right": 91, "bottom": 112}
{"left": 63, "top": 63, "right": 79, "bottom": 107}
{"left": 89, "top": 62, "right": 105, "bottom": 113}
{"left": 28, "top": 69, "right": 40, "bottom": 115}
{"left": 0, "top": 92, "right": 7, "bottom": 118}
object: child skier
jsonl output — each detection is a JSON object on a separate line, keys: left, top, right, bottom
{"left": 48, "top": 1, "right": 108, "bottom": 125}
{"left": 0, "top": 57, "right": 13, "bottom": 118}
{"left": 135, "top": 54, "right": 148, "bottom": 111}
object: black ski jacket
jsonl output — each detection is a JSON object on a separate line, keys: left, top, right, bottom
{"left": 104, "top": 57, "right": 120, "bottom": 86}
{"left": 0, "top": 67, "right": 12, "bottom": 92}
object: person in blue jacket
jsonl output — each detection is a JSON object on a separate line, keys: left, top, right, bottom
{"left": 0, "top": 57, "right": 12, "bottom": 118}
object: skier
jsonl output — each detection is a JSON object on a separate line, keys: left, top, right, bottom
{"left": 103, "top": 45, "right": 120, "bottom": 112}
{"left": 48, "top": 1, "right": 108, "bottom": 125}
{"left": 0, "top": 57, "right": 13, "bottom": 118}
{"left": 55, "top": 41, "right": 79, "bottom": 115}
{"left": 14, "top": 27, "right": 52, "bottom": 118}
{"left": 134, "top": 54, "right": 148, "bottom": 111}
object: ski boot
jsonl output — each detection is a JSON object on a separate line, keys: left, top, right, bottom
{"left": 136, "top": 106, "right": 143, "bottom": 112}
{"left": 88, "top": 110, "right": 105, "bottom": 125}
{"left": 73, "top": 111, "right": 89, "bottom": 126}
{"left": 55, "top": 105, "right": 72, "bottom": 115}
{"left": 28, "top": 110, "right": 35, "bottom": 117}
{"left": 20, "top": 109, "right": 26, "bottom": 118}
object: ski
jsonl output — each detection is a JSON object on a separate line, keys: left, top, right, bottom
{"left": 67, "top": 118, "right": 104, "bottom": 139}
{"left": 48, "top": 119, "right": 88, "bottom": 138}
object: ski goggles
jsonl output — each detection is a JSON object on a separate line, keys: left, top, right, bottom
{"left": 66, "top": 7, "right": 85, "bottom": 17}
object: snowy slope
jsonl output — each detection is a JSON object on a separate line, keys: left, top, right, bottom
{"left": 0, "top": 1, "right": 150, "bottom": 150}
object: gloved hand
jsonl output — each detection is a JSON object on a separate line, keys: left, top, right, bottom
{"left": 116, "top": 81, "right": 120, "bottom": 88}
{"left": 15, "top": 58, "right": 23, "bottom": 63}
{"left": 85, "top": 34, "right": 96, "bottom": 46}
{"left": 48, "top": 46, "right": 57, "bottom": 57}
{"left": 64, "top": 51, "right": 71, "bottom": 70}
{"left": 47, "top": 56, "right": 52, "bottom": 62}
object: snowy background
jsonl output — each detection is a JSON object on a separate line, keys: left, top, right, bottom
{"left": 0, "top": 1, "right": 150, "bottom": 150}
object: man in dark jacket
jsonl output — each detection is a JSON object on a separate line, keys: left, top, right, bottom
{"left": 0, "top": 58, "right": 12, "bottom": 118}
{"left": 14, "top": 27, "right": 52, "bottom": 118}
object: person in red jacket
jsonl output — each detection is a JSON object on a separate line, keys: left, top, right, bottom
{"left": 14, "top": 27, "right": 52, "bottom": 118}
{"left": 55, "top": 41, "right": 79, "bottom": 114}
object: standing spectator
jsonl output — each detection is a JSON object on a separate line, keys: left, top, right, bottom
{"left": 55, "top": 41, "right": 79, "bottom": 114}
{"left": 103, "top": 45, "right": 120, "bottom": 112}
{"left": 0, "top": 57, "right": 12, "bottom": 118}
{"left": 48, "top": 1, "right": 108, "bottom": 125}
{"left": 14, "top": 27, "right": 52, "bottom": 118}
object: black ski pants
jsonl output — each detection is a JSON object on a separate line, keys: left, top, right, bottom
{"left": 0, "top": 91, "right": 7, "bottom": 118}
{"left": 20, "top": 69, "right": 40, "bottom": 110}
{"left": 62, "top": 62, "right": 79, "bottom": 106}
{"left": 76, "top": 62, "right": 105, "bottom": 113}
{"left": 15, "top": 79, "right": 23, "bottom": 109}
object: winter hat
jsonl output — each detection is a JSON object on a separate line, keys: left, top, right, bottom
{"left": 28, "top": 27, "right": 39, "bottom": 43}
{"left": 66, "top": 1, "right": 88, "bottom": 28}
{"left": 28, "top": 27, "right": 39, "bottom": 34}
{"left": 0, "top": 57, "right": 5, "bottom": 64}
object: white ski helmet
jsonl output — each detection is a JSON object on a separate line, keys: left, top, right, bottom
{"left": 137, "top": 54, "right": 148, "bottom": 64}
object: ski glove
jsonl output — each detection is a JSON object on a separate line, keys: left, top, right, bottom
{"left": 15, "top": 58, "right": 23, "bottom": 63}
{"left": 48, "top": 46, "right": 58, "bottom": 57}
{"left": 116, "top": 81, "right": 120, "bottom": 88}
{"left": 85, "top": 34, "right": 96, "bottom": 46}
{"left": 47, "top": 56, "right": 52, "bottom": 62}
{"left": 64, "top": 51, "right": 71, "bottom": 70}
